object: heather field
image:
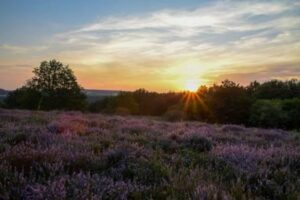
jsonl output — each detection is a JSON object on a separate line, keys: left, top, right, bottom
{"left": 0, "top": 109, "right": 299, "bottom": 200}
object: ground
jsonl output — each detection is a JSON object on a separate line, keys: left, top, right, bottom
{"left": 0, "top": 109, "right": 299, "bottom": 199}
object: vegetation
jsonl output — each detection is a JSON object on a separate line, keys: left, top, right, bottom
{"left": 249, "top": 98, "right": 300, "bottom": 129}
{"left": 2, "top": 60, "right": 299, "bottom": 130}
{"left": 4, "top": 60, "right": 86, "bottom": 110}
{"left": 1, "top": 61, "right": 299, "bottom": 199}
{"left": 0, "top": 109, "right": 299, "bottom": 199}
{"left": 90, "top": 79, "right": 300, "bottom": 130}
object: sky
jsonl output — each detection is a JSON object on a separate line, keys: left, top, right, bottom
{"left": 0, "top": 0, "right": 300, "bottom": 92}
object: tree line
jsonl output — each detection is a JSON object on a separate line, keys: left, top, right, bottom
{"left": 2, "top": 60, "right": 300, "bottom": 130}
{"left": 89, "top": 79, "right": 300, "bottom": 130}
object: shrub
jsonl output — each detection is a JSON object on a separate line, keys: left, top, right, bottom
{"left": 47, "top": 114, "right": 88, "bottom": 135}
{"left": 249, "top": 100, "right": 283, "bottom": 128}
{"left": 163, "top": 108, "right": 185, "bottom": 122}
{"left": 156, "top": 138, "right": 179, "bottom": 153}
{"left": 245, "top": 168, "right": 299, "bottom": 199}
{"left": 221, "top": 124, "right": 245, "bottom": 132}
{"left": 122, "top": 159, "right": 169, "bottom": 186}
{"left": 281, "top": 98, "right": 300, "bottom": 130}
{"left": 182, "top": 135, "right": 213, "bottom": 152}
{"left": 249, "top": 99, "right": 300, "bottom": 129}
{"left": 115, "top": 107, "right": 131, "bottom": 116}
{"left": 0, "top": 143, "right": 8, "bottom": 153}
{"left": 4, "top": 87, "right": 41, "bottom": 110}
{"left": 5, "top": 133, "right": 29, "bottom": 145}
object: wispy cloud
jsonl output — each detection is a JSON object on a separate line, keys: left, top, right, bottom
{"left": 55, "top": 1, "right": 300, "bottom": 63}
{"left": 0, "top": 44, "right": 48, "bottom": 54}
{"left": 1, "top": 0, "right": 300, "bottom": 91}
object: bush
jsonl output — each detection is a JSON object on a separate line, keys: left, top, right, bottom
{"left": 115, "top": 107, "right": 131, "bottom": 116}
{"left": 249, "top": 99, "right": 300, "bottom": 129}
{"left": 5, "top": 87, "right": 41, "bottom": 109}
{"left": 122, "top": 159, "right": 169, "bottom": 186}
{"left": 0, "top": 101, "right": 4, "bottom": 108}
{"left": 249, "top": 100, "right": 283, "bottom": 128}
{"left": 5, "top": 133, "right": 29, "bottom": 145}
{"left": 47, "top": 114, "right": 88, "bottom": 136}
{"left": 182, "top": 135, "right": 213, "bottom": 152}
{"left": 156, "top": 138, "right": 179, "bottom": 153}
{"left": 163, "top": 108, "right": 185, "bottom": 122}
{"left": 205, "top": 80, "right": 253, "bottom": 124}
{"left": 281, "top": 98, "right": 300, "bottom": 130}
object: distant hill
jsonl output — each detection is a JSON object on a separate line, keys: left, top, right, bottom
{"left": 84, "top": 89, "right": 120, "bottom": 97}
{"left": 84, "top": 89, "right": 121, "bottom": 102}
{"left": 0, "top": 89, "right": 9, "bottom": 96}
{"left": 0, "top": 89, "right": 9, "bottom": 102}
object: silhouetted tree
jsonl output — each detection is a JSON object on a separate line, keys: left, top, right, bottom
{"left": 205, "top": 80, "right": 252, "bottom": 124}
{"left": 5, "top": 87, "right": 41, "bottom": 109}
{"left": 116, "top": 92, "right": 138, "bottom": 114}
{"left": 87, "top": 79, "right": 299, "bottom": 130}
{"left": 251, "top": 79, "right": 300, "bottom": 99}
{"left": 5, "top": 59, "right": 86, "bottom": 110}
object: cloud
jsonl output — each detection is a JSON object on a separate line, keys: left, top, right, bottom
{"left": 54, "top": 1, "right": 300, "bottom": 62}
{"left": 0, "top": 44, "right": 48, "bottom": 54}
{"left": 209, "top": 62, "right": 300, "bottom": 85}
{"left": 1, "top": 0, "right": 300, "bottom": 91}
{"left": 63, "top": 1, "right": 293, "bottom": 34}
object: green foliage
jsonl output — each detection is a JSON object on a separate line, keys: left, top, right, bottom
{"left": 182, "top": 135, "right": 213, "bottom": 152}
{"left": 245, "top": 168, "right": 299, "bottom": 199}
{"left": 89, "top": 89, "right": 182, "bottom": 116}
{"left": 281, "top": 98, "right": 300, "bottom": 130}
{"left": 5, "top": 133, "right": 28, "bottom": 146}
{"left": 250, "top": 99, "right": 300, "bottom": 129}
{"left": 5, "top": 59, "right": 87, "bottom": 110}
{"left": 116, "top": 92, "right": 139, "bottom": 114}
{"left": 5, "top": 87, "right": 41, "bottom": 109}
{"left": 5, "top": 73, "right": 299, "bottom": 130}
{"left": 0, "top": 143, "right": 8, "bottom": 153}
{"left": 89, "top": 79, "right": 299, "bottom": 130}
{"left": 163, "top": 106, "right": 186, "bottom": 122}
{"left": 123, "top": 159, "right": 169, "bottom": 185}
{"left": 89, "top": 96, "right": 117, "bottom": 113}
{"left": 205, "top": 80, "right": 253, "bottom": 124}
{"left": 248, "top": 79, "right": 300, "bottom": 99}
{"left": 249, "top": 100, "right": 283, "bottom": 128}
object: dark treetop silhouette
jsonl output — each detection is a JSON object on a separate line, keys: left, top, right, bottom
{"left": 5, "top": 60, "right": 86, "bottom": 110}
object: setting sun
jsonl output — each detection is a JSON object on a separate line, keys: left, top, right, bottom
{"left": 184, "top": 80, "right": 199, "bottom": 92}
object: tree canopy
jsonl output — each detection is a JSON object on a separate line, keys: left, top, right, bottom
{"left": 5, "top": 59, "right": 86, "bottom": 110}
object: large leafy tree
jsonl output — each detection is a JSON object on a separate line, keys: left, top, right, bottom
{"left": 6, "top": 59, "right": 86, "bottom": 110}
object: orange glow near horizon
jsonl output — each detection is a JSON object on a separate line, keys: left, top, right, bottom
{"left": 184, "top": 80, "right": 199, "bottom": 92}
{"left": 181, "top": 91, "right": 211, "bottom": 118}
{"left": 0, "top": 1, "right": 300, "bottom": 91}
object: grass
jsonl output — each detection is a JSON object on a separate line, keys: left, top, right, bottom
{"left": 0, "top": 109, "right": 299, "bottom": 199}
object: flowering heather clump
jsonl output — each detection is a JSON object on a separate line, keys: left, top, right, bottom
{"left": 0, "top": 109, "right": 299, "bottom": 199}
{"left": 220, "top": 124, "right": 246, "bottom": 133}
{"left": 47, "top": 114, "right": 88, "bottom": 136}
{"left": 182, "top": 134, "right": 213, "bottom": 152}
